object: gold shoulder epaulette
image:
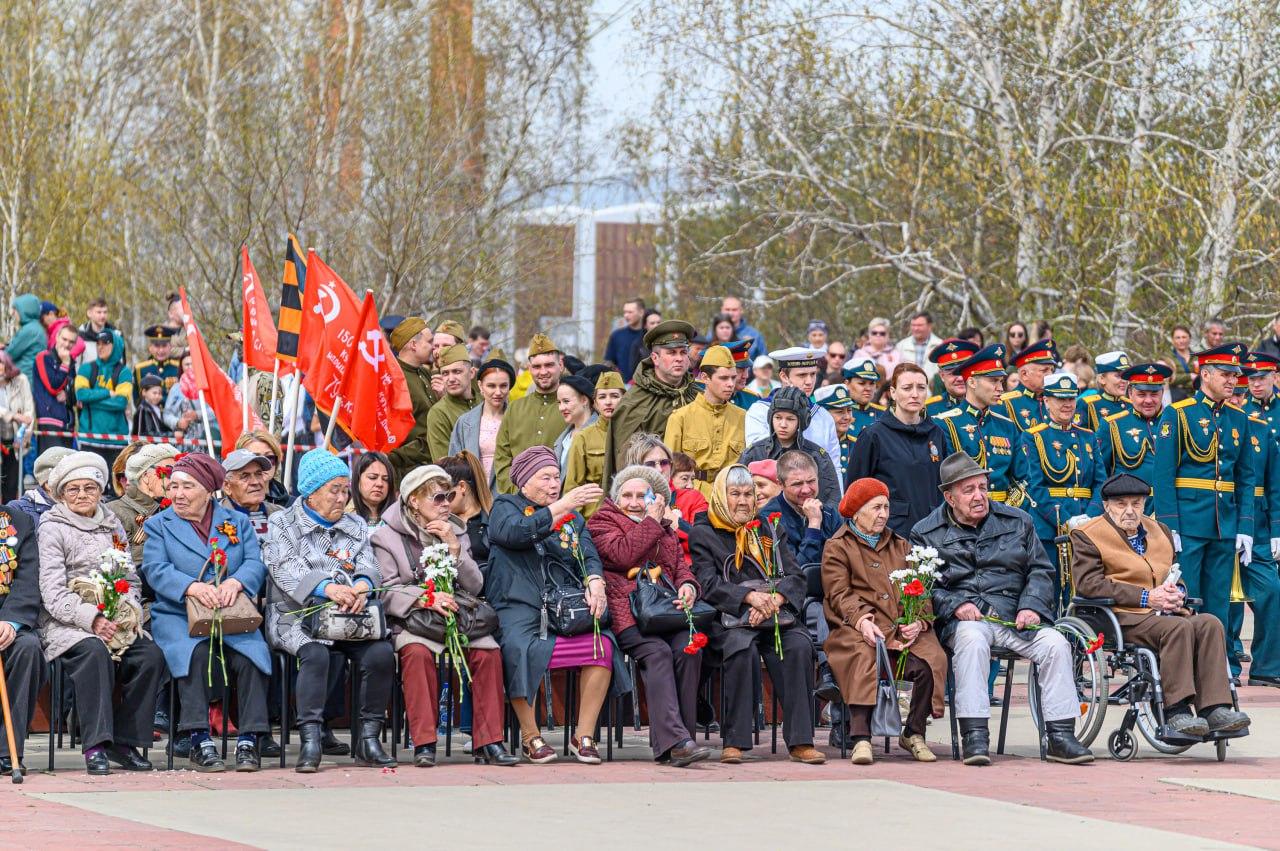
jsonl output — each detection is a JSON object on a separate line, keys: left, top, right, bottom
{"left": 1104, "top": 411, "right": 1128, "bottom": 423}
{"left": 1027, "top": 423, "right": 1048, "bottom": 435}
{"left": 869, "top": 402, "right": 886, "bottom": 411}
{"left": 925, "top": 395, "right": 941, "bottom": 405}
{"left": 934, "top": 408, "right": 962, "bottom": 419}
{"left": 999, "top": 390, "right": 1021, "bottom": 401}
{"left": 1172, "top": 398, "right": 1197, "bottom": 410}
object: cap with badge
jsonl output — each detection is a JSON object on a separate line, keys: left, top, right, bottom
{"left": 1195, "top": 342, "right": 1246, "bottom": 374}
{"left": 390, "top": 317, "right": 428, "bottom": 352}
{"left": 1094, "top": 351, "right": 1131, "bottom": 375}
{"left": 929, "top": 338, "right": 980, "bottom": 373}
{"left": 725, "top": 338, "right": 753, "bottom": 369}
{"left": 1246, "top": 351, "right": 1280, "bottom": 373}
{"left": 145, "top": 324, "right": 175, "bottom": 343}
{"left": 699, "top": 344, "right": 735, "bottom": 372}
{"left": 815, "top": 384, "right": 853, "bottom": 410}
{"left": 527, "top": 333, "right": 562, "bottom": 358}
{"left": 769, "top": 346, "right": 823, "bottom": 371}
{"left": 958, "top": 343, "right": 1008, "bottom": 380}
{"left": 436, "top": 343, "right": 472, "bottom": 368}
{"left": 1012, "top": 339, "right": 1059, "bottom": 369}
{"left": 1041, "top": 371, "right": 1079, "bottom": 398}
{"left": 435, "top": 320, "right": 466, "bottom": 342}
{"left": 1120, "top": 362, "right": 1173, "bottom": 386}
{"left": 594, "top": 370, "right": 626, "bottom": 392}
{"left": 644, "top": 320, "right": 696, "bottom": 351}
{"left": 842, "top": 357, "right": 880, "bottom": 382}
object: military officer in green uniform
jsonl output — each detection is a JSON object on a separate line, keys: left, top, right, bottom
{"left": 424, "top": 343, "right": 477, "bottom": 461}
{"left": 925, "top": 338, "right": 978, "bottom": 417}
{"left": 604, "top": 319, "right": 699, "bottom": 486}
{"left": 999, "top": 339, "right": 1058, "bottom": 431}
{"left": 134, "top": 325, "right": 181, "bottom": 403}
{"left": 1097, "top": 362, "right": 1169, "bottom": 513}
{"left": 841, "top": 356, "right": 885, "bottom": 442}
{"left": 1226, "top": 362, "right": 1280, "bottom": 685}
{"left": 1076, "top": 351, "right": 1133, "bottom": 431}
{"left": 1014, "top": 371, "right": 1105, "bottom": 606}
{"left": 493, "top": 333, "right": 568, "bottom": 493}
{"left": 1245, "top": 352, "right": 1280, "bottom": 439}
{"left": 1154, "top": 342, "right": 1256, "bottom": 633}
{"left": 932, "top": 344, "right": 1020, "bottom": 503}
{"left": 815, "top": 384, "right": 856, "bottom": 474}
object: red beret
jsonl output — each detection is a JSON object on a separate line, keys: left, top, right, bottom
{"left": 839, "top": 477, "right": 889, "bottom": 519}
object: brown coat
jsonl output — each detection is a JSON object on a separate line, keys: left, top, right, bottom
{"left": 821, "top": 524, "right": 946, "bottom": 715}
{"left": 1071, "top": 513, "right": 1182, "bottom": 625}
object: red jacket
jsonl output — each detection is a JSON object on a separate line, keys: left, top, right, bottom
{"left": 586, "top": 499, "right": 698, "bottom": 635}
{"left": 672, "top": 487, "right": 708, "bottom": 563}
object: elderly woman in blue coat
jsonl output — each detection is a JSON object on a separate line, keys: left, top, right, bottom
{"left": 263, "top": 450, "right": 396, "bottom": 773}
{"left": 142, "top": 452, "right": 271, "bottom": 773}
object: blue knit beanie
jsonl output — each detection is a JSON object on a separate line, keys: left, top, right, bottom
{"left": 297, "top": 450, "right": 350, "bottom": 497}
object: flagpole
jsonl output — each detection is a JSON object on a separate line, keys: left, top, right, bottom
{"left": 282, "top": 374, "right": 302, "bottom": 492}
{"left": 267, "top": 361, "right": 281, "bottom": 434}
{"left": 196, "top": 388, "right": 216, "bottom": 455}
{"left": 241, "top": 366, "right": 251, "bottom": 433}
{"left": 323, "top": 396, "right": 342, "bottom": 451}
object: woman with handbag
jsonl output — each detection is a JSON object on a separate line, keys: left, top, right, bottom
{"left": 263, "top": 450, "right": 396, "bottom": 772}
{"left": 586, "top": 464, "right": 712, "bottom": 767}
{"left": 487, "top": 445, "right": 631, "bottom": 765}
{"left": 372, "top": 463, "right": 518, "bottom": 768}
{"left": 821, "top": 478, "right": 946, "bottom": 765}
{"left": 141, "top": 452, "right": 273, "bottom": 772}
{"left": 37, "top": 451, "right": 167, "bottom": 775}
{"left": 688, "top": 464, "right": 824, "bottom": 765}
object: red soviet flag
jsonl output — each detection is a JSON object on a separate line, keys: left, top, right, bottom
{"left": 179, "top": 287, "right": 262, "bottom": 456}
{"left": 241, "top": 246, "right": 290, "bottom": 374}
{"left": 336, "top": 290, "right": 415, "bottom": 452}
{"left": 298, "top": 249, "right": 363, "bottom": 417}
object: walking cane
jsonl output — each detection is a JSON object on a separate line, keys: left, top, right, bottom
{"left": 0, "top": 656, "right": 23, "bottom": 783}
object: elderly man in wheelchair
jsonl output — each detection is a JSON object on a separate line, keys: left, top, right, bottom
{"left": 1070, "top": 473, "right": 1251, "bottom": 752}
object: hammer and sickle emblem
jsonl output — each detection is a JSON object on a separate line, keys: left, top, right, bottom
{"left": 313, "top": 282, "right": 340, "bottom": 323}
{"left": 359, "top": 330, "right": 385, "bottom": 369}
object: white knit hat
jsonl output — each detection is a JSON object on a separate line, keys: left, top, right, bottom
{"left": 48, "top": 451, "right": 110, "bottom": 497}
{"left": 400, "top": 464, "right": 451, "bottom": 504}
{"left": 125, "top": 443, "right": 180, "bottom": 486}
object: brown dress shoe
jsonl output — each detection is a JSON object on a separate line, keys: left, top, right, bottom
{"left": 720, "top": 746, "right": 744, "bottom": 764}
{"left": 522, "top": 736, "right": 557, "bottom": 764}
{"left": 789, "top": 745, "right": 826, "bottom": 764}
{"left": 898, "top": 733, "right": 937, "bottom": 763}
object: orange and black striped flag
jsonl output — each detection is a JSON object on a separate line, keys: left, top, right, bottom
{"left": 276, "top": 234, "right": 306, "bottom": 364}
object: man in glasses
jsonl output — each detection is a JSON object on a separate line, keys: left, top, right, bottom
{"left": 823, "top": 341, "right": 849, "bottom": 387}
{"left": 605, "top": 319, "right": 700, "bottom": 486}
{"left": 221, "top": 449, "right": 284, "bottom": 541}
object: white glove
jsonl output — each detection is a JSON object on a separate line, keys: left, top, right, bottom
{"left": 1065, "top": 514, "right": 1090, "bottom": 531}
{"left": 1271, "top": 537, "right": 1280, "bottom": 560}
{"left": 1237, "top": 534, "right": 1253, "bottom": 566}
{"left": 1171, "top": 530, "right": 1182, "bottom": 553}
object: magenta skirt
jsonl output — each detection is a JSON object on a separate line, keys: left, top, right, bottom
{"left": 548, "top": 633, "right": 613, "bottom": 669}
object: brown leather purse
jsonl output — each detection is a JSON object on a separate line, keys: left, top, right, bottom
{"left": 186, "top": 557, "right": 263, "bottom": 638}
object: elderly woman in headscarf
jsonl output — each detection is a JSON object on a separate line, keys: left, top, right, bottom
{"left": 107, "top": 443, "right": 179, "bottom": 567}
{"left": 688, "top": 463, "right": 824, "bottom": 765}
{"left": 587, "top": 464, "right": 712, "bottom": 767}
{"left": 263, "top": 449, "right": 396, "bottom": 773}
{"left": 487, "top": 445, "right": 631, "bottom": 765}
{"left": 821, "top": 478, "right": 946, "bottom": 766}
{"left": 372, "top": 463, "right": 518, "bottom": 768}
{"left": 738, "top": 386, "right": 840, "bottom": 504}
{"left": 37, "top": 451, "right": 167, "bottom": 775}
{"left": 142, "top": 452, "right": 272, "bottom": 772}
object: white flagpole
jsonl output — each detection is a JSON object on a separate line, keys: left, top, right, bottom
{"left": 282, "top": 375, "right": 302, "bottom": 492}
{"left": 267, "top": 360, "right": 281, "bottom": 434}
{"left": 241, "top": 366, "right": 251, "bottom": 432}
{"left": 323, "top": 396, "right": 342, "bottom": 451}
{"left": 196, "top": 388, "right": 216, "bottom": 455}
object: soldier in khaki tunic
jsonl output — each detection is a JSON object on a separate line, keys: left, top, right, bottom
{"left": 563, "top": 371, "right": 626, "bottom": 515}
{"left": 388, "top": 317, "right": 438, "bottom": 481}
{"left": 424, "top": 344, "right": 477, "bottom": 461}
{"left": 664, "top": 345, "right": 746, "bottom": 498}
{"left": 493, "top": 333, "right": 566, "bottom": 493}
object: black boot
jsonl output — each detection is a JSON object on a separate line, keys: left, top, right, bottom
{"left": 353, "top": 720, "right": 396, "bottom": 767}
{"left": 475, "top": 742, "right": 520, "bottom": 767}
{"left": 815, "top": 663, "right": 841, "bottom": 703}
{"left": 414, "top": 743, "right": 436, "bottom": 768}
{"left": 958, "top": 718, "right": 990, "bottom": 766}
{"left": 295, "top": 722, "right": 323, "bottom": 773}
{"left": 1044, "top": 719, "right": 1093, "bottom": 764}
{"left": 258, "top": 734, "right": 282, "bottom": 759}
{"left": 321, "top": 725, "right": 351, "bottom": 756}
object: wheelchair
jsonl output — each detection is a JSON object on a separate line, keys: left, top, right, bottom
{"left": 1067, "top": 595, "right": 1247, "bottom": 762}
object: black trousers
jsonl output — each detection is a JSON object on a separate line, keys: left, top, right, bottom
{"left": 0, "top": 442, "right": 19, "bottom": 503}
{"left": 720, "top": 627, "right": 815, "bottom": 750}
{"left": 0, "top": 632, "right": 43, "bottom": 759}
{"left": 294, "top": 640, "right": 394, "bottom": 725}
{"left": 177, "top": 642, "right": 270, "bottom": 735}
{"left": 616, "top": 626, "right": 701, "bottom": 758}
{"left": 60, "top": 635, "right": 167, "bottom": 751}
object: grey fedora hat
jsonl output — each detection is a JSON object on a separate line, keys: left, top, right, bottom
{"left": 938, "top": 451, "right": 992, "bottom": 490}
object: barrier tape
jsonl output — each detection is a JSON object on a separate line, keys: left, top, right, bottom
{"left": 32, "top": 429, "right": 327, "bottom": 453}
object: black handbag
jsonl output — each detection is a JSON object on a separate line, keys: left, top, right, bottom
{"left": 629, "top": 564, "right": 715, "bottom": 635}
{"left": 870, "top": 638, "right": 904, "bottom": 737}
{"left": 536, "top": 539, "right": 611, "bottom": 639}
{"left": 718, "top": 554, "right": 797, "bottom": 630}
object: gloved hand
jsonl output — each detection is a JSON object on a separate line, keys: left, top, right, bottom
{"left": 1065, "top": 514, "right": 1090, "bottom": 531}
{"left": 1271, "top": 537, "right": 1280, "bottom": 560}
{"left": 1171, "top": 530, "right": 1182, "bottom": 553}
{"left": 1237, "top": 534, "right": 1254, "bottom": 566}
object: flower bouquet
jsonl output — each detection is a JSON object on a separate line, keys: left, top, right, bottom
{"left": 70, "top": 547, "right": 139, "bottom": 660}
{"left": 682, "top": 602, "right": 708, "bottom": 655}
{"left": 888, "top": 545, "right": 943, "bottom": 680}
{"left": 419, "top": 542, "right": 472, "bottom": 683}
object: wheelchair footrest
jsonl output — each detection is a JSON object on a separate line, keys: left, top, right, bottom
{"left": 1155, "top": 726, "right": 1204, "bottom": 746}
{"left": 1207, "top": 727, "right": 1250, "bottom": 742}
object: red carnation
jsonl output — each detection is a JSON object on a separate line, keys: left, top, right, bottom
{"left": 682, "top": 642, "right": 700, "bottom": 655}
{"left": 209, "top": 536, "right": 220, "bottom": 546}
{"left": 96, "top": 603, "right": 105, "bottom": 612}
{"left": 553, "top": 514, "right": 572, "bottom": 531}
{"left": 113, "top": 579, "right": 130, "bottom": 594}
{"left": 767, "top": 512, "right": 782, "bottom": 524}
{"left": 159, "top": 498, "right": 172, "bottom": 509}
{"left": 903, "top": 579, "right": 925, "bottom": 597}
{"left": 1085, "top": 632, "right": 1105, "bottom": 654}
{"left": 691, "top": 632, "right": 708, "bottom": 649}
{"left": 744, "top": 519, "right": 762, "bottom": 531}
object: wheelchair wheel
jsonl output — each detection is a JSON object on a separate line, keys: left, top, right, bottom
{"left": 1125, "top": 658, "right": 1194, "bottom": 756}
{"left": 1029, "top": 617, "right": 1107, "bottom": 746}
{"left": 1108, "top": 729, "right": 1137, "bottom": 761}
{"left": 1216, "top": 739, "right": 1227, "bottom": 762}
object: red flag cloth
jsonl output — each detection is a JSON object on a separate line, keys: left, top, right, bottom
{"left": 241, "top": 246, "right": 291, "bottom": 374}
{"left": 179, "top": 287, "right": 262, "bottom": 457}
{"left": 336, "top": 291, "right": 416, "bottom": 452}
{"left": 298, "top": 250, "right": 363, "bottom": 416}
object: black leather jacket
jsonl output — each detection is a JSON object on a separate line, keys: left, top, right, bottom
{"left": 908, "top": 501, "right": 1056, "bottom": 643}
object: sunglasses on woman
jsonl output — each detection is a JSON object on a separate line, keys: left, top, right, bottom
{"left": 643, "top": 459, "right": 672, "bottom": 470}
{"left": 430, "top": 490, "right": 457, "bottom": 505}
